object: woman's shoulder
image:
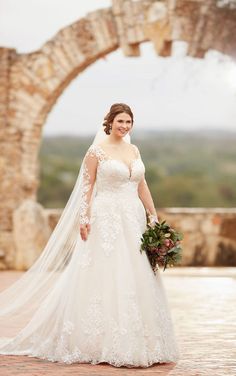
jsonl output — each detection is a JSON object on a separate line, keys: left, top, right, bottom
{"left": 130, "top": 143, "right": 140, "bottom": 157}
{"left": 85, "top": 142, "right": 140, "bottom": 158}
{"left": 85, "top": 143, "right": 106, "bottom": 160}
{"left": 130, "top": 143, "right": 138, "bottom": 149}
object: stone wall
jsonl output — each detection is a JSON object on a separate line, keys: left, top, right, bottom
{"left": 157, "top": 208, "right": 236, "bottom": 266}
{"left": 8, "top": 205, "right": 236, "bottom": 270}
{"left": 48, "top": 207, "right": 236, "bottom": 268}
{"left": 1, "top": 0, "right": 236, "bottom": 269}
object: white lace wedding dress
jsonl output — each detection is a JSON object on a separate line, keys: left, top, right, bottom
{"left": 0, "top": 143, "right": 180, "bottom": 368}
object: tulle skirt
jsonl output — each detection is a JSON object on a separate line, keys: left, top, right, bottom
{"left": 0, "top": 193, "right": 180, "bottom": 368}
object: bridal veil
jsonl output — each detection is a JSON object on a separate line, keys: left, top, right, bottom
{"left": 0, "top": 124, "right": 130, "bottom": 343}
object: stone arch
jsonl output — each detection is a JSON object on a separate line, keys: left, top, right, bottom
{"left": 0, "top": 0, "right": 236, "bottom": 269}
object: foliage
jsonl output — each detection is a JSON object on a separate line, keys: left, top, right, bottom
{"left": 38, "top": 130, "right": 236, "bottom": 208}
{"left": 140, "top": 220, "right": 183, "bottom": 273}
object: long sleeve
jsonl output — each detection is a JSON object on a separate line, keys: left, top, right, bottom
{"left": 134, "top": 145, "right": 159, "bottom": 223}
{"left": 79, "top": 146, "right": 98, "bottom": 225}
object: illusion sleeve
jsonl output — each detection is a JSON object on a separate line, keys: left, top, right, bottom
{"left": 134, "top": 144, "right": 159, "bottom": 224}
{"left": 78, "top": 145, "right": 98, "bottom": 225}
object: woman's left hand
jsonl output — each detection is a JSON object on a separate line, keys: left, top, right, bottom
{"left": 148, "top": 213, "right": 159, "bottom": 227}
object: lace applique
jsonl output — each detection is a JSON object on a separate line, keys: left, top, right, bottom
{"left": 96, "top": 206, "right": 122, "bottom": 257}
{"left": 79, "top": 144, "right": 105, "bottom": 225}
{"left": 62, "top": 321, "right": 74, "bottom": 335}
{"left": 79, "top": 163, "right": 91, "bottom": 225}
{"left": 27, "top": 275, "right": 179, "bottom": 366}
{"left": 132, "top": 144, "right": 140, "bottom": 159}
{"left": 87, "top": 143, "right": 107, "bottom": 161}
{"left": 63, "top": 290, "right": 178, "bottom": 366}
{"left": 30, "top": 321, "right": 83, "bottom": 364}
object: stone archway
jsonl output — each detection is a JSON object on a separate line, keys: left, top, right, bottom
{"left": 0, "top": 0, "right": 236, "bottom": 269}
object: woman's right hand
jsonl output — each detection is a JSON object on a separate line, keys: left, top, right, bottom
{"left": 80, "top": 223, "right": 91, "bottom": 241}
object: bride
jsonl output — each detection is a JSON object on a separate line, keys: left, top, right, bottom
{"left": 0, "top": 103, "right": 180, "bottom": 368}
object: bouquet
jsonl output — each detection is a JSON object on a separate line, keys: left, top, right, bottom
{"left": 140, "top": 218, "right": 183, "bottom": 274}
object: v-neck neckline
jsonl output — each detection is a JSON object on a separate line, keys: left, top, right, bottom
{"left": 96, "top": 144, "right": 139, "bottom": 178}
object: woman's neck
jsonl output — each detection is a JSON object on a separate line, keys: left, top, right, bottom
{"left": 106, "top": 134, "right": 126, "bottom": 146}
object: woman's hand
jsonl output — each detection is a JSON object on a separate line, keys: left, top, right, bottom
{"left": 80, "top": 223, "right": 91, "bottom": 241}
{"left": 148, "top": 213, "right": 159, "bottom": 227}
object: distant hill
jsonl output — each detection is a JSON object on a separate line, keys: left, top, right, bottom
{"left": 38, "top": 130, "right": 236, "bottom": 208}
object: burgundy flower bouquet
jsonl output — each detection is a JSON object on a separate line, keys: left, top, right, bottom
{"left": 140, "top": 219, "right": 183, "bottom": 274}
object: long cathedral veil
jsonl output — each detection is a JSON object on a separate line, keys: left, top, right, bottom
{"left": 0, "top": 124, "right": 130, "bottom": 345}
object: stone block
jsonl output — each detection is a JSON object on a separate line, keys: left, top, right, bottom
{"left": 12, "top": 199, "right": 52, "bottom": 270}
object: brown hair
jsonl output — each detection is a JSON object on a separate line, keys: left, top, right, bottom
{"left": 103, "top": 103, "right": 134, "bottom": 135}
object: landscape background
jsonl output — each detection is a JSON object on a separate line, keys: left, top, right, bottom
{"left": 38, "top": 129, "right": 236, "bottom": 209}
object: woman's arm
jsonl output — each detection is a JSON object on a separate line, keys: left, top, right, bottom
{"left": 79, "top": 145, "right": 98, "bottom": 240}
{"left": 133, "top": 144, "right": 159, "bottom": 224}
{"left": 138, "top": 177, "right": 159, "bottom": 224}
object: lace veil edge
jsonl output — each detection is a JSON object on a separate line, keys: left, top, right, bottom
{"left": 0, "top": 125, "right": 131, "bottom": 342}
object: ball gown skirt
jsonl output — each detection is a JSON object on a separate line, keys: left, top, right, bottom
{"left": 0, "top": 144, "right": 180, "bottom": 368}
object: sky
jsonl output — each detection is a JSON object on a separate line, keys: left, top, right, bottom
{"left": 0, "top": 0, "right": 236, "bottom": 136}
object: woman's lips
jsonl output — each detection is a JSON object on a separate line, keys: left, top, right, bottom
{"left": 118, "top": 129, "right": 127, "bottom": 134}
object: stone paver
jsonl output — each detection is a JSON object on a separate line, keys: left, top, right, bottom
{"left": 0, "top": 267, "right": 236, "bottom": 376}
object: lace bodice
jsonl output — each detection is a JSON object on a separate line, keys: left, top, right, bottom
{"left": 78, "top": 143, "right": 146, "bottom": 225}
{"left": 93, "top": 144, "right": 145, "bottom": 192}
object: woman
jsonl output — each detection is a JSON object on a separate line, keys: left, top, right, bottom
{"left": 0, "top": 103, "right": 180, "bottom": 368}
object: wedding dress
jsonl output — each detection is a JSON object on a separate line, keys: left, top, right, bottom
{"left": 0, "top": 128, "right": 180, "bottom": 368}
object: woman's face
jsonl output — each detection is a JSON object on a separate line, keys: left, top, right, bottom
{"left": 111, "top": 112, "right": 133, "bottom": 138}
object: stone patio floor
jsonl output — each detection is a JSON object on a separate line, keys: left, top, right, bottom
{"left": 0, "top": 267, "right": 235, "bottom": 376}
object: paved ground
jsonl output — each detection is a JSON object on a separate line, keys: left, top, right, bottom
{"left": 0, "top": 267, "right": 235, "bottom": 376}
